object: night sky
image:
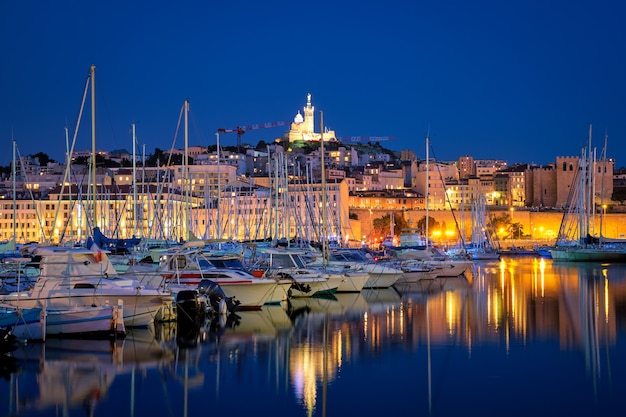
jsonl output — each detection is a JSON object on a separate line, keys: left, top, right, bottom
{"left": 1, "top": 0, "right": 625, "bottom": 167}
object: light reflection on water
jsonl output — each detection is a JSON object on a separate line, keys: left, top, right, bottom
{"left": 2, "top": 257, "right": 626, "bottom": 416}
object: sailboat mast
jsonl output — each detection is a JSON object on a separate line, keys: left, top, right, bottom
{"left": 12, "top": 140, "right": 16, "bottom": 242}
{"left": 273, "top": 153, "right": 279, "bottom": 241}
{"left": 599, "top": 131, "right": 608, "bottom": 241}
{"left": 132, "top": 123, "right": 138, "bottom": 238}
{"left": 583, "top": 124, "right": 593, "bottom": 240}
{"left": 142, "top": 143, "right": 146, "bottom": 238}
{"left": 216, "top": 131, "right": 221, "bottom": 239}
{"left": 65, "top": 127, "right": 73, "bottom": 242}
{"left": 184, "top": 99, "right": 190, "bottom": 239}
{"left": 320, "top": 111, "right": 328, "bottom": 258}
{"left": 425, "top": 133, "right": 429, "bottom": 248}
{"left": 90, "top": 65, "right": 97, "bottom": 226}
{"left": 283, "top": 151, "right": 290, "bottom": 243}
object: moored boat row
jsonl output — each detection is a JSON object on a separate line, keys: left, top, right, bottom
{"left": 0, "top": 237, "right": 477, "bottom": 346}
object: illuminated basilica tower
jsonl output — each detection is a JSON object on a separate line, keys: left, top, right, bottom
{"left": 288, "top": 93, "right": 336, "bottom": 142}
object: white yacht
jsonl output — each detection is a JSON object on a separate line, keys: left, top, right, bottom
{"left": 321, "top": 248, "right": 404, "bottom": 289}
{"left": 253, "top": 247, "right": 344, "bottom": 297}
{"left": 0, "top": 246, "right": 173, "bottom": 327}
{"left": 127, "top": 242, "right": 291, "bottom": 309}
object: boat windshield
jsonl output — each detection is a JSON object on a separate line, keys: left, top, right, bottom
{"left": 292, "top": 254, "right": 306, "bottom": 268}
{"left": 207, "top": 258, "right": 246, "bottom": 270}
{"left": 332, "top": 250, "right": 369, "bottom": 262}
{"left": 271, "top": 254, "right": 296, "bottom": 268}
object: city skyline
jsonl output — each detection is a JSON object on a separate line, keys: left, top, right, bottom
{"left": 2, "top": 1, "right": 626, "bottom": 166}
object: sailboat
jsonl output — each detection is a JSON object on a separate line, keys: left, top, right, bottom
{"left": 550, "top": 126, "right": 626, "bottom": 262}
{"left": 466, "top": 194, "right": 501, "bottom": 260}
{"left": 390, "top": 134, "right": 474, "bottom": 277}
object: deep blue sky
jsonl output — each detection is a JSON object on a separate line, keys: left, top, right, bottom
{"left": 1, "top": 0, "right": 625, "bottom": 167}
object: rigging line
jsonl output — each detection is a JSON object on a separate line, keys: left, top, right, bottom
{"left": 302, "top": 162, "right": 318, "bottom": 244}
{"left": 13, "top": 144, "right": 46, "bottom": 241}
{"left": 55, "top": 160, "right": 85, "bottom": 242}
{"left": 557, "top": 161, "right": 581, "bottom": 242}
{"left": 56, "top": 197, "right": 81, "bottom": 244}
{"left": 427, "top": 141, "right": 467, "bottom": 251}
{"left": 98, "top": 79, "right": 123, "bottom": 151}
{"left": 47, "top": 70, "right": 91, "bottom": 244}
{"left": 145, "top": 102, "right": 185, "bottom": 241}
{"left": 303, "top": 184, "right": 320, "bottom": 243}
{"left": 108, "top": 184, "right": 129, "bottom": 238}
{"left": 145, "top": 164, "right": 167, "bottom": 240}
{"left": 299, "top": 161, "right": 312, "bottom": 244}
{"left": 288, "top": 161, "right": 307, "bottom": 243}
{"left": 599, "top": 132, "right": 608, "bottom": 242}
{"left": 187, "top": 110, "right": 208, "bottom": 150}
{"left": 483, "top": 196, "right": 502, "bottom": 250}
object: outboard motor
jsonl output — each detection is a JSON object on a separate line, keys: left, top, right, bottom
{"left": 197, "top": 279, "right": 241, "bottom": 313}
{"left": 175, "top": 290, "right": 205, "bottom": 348}
{"left": 176, "top": 290, "right": 203, "bottom": 321}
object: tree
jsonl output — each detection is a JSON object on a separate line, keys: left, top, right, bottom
{"left": 372, "top": 213, "right": 409, "bottom": 238}
{"left": 509, "top": 222, "right": 524, "bottom": 239}
{"left": 416, "top": 216, "right": 440, "bottom": 235}
{"left": 487, "top": 212, "right": 512, "bottom": 240}
{"left": 31, "top": 152, "right": 54, "bottom": 165}
{"left": 145, "top": 148, "right": 165, "bottom": 166}
{"left": 255, "top": 140, "right": 268, "bottom": 151}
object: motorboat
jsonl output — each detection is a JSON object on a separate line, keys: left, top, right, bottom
{"left": 129, "top": 242, "right": 291, "bottom": 309}
{"left": 0, "top": 304, "right": 45, "bottom": 341}
{"left": 0, "top": 246, "right": 173, "bottom": 327}
{"left": 392, "top": 246, "right": 473, "bottom": 276}
{"left": 45, "top": 301, "right": 125, "bottom": 339}
{"left": 251, "top": 247, "right": 344, "bottom": 297}
{"left": 321, "top": 248, "right": 404, "bottom": 288}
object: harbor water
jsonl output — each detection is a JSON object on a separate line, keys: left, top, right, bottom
{"left": 2, "top": 255, "right": 626, "bottom": 417}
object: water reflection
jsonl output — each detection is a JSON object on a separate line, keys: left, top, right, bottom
{"left": 467, "top": 258, "right": 624, "bottom": 351}
{"left": 3, "top": 327, "right": 174, "bottom": 416}
{"left": 2, "top": 257, "right": 626, "bottom": 416}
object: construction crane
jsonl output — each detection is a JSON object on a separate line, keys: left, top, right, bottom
{"left": 217, "top": 120, "right": 291, "bottom": 151}
{"left": 337, "top": 136, "right": 397, "bottom": 143}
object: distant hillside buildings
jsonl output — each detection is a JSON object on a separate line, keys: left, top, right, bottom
{"left": 0, "top": 94, "right": 620, "bottom": 244}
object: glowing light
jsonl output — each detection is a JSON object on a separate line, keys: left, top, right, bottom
{"left": 500, "top": 258, "right": 506, "bottom": 289}
{"left": 539, "top": 258, "right": 546, "bottom": 298}
{"left": 604, "top": 268, "right": 609, "bottom": 323}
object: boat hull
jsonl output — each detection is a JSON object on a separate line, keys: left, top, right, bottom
{"left": 550, "top": 247, "right": 626, "bottom": 262}
{"left": 336, "top": 272, "right": 369, "bottom": 292}
{"left": 364, "top": 272, "right": 403, "bottom": 289}
{"left": 395, "top": 268, "right": 439, "bottom": 284}
{"left": 217, "top": 280, "right": 291, "bottom": 309}
{"left": 45, "top": 305, "right": 125, "bottom": 339}
{"left": 429, "top": 260, "right": 473, "bottom": 277}
{"left": 0, "top": 292, "right": 169, "bottom": 328}
{"left": 0, "top": 306, "right": 45, "bottom": 341}
{"left": 286, "top": 276, "right": 339, "bottom": 298}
